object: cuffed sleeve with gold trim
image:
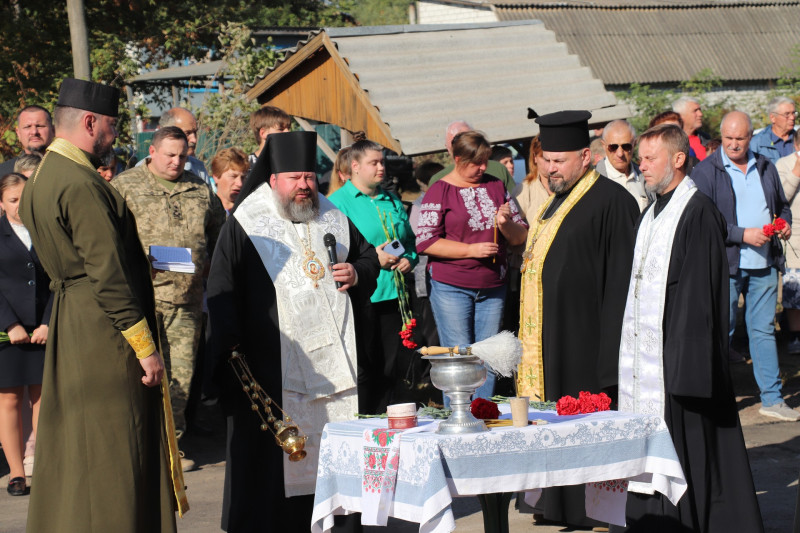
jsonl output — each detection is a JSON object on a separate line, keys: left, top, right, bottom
{"left": 121, "top": 318, "right": 156, "bottom": 359}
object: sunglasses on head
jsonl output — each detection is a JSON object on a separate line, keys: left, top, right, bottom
{"left": 607, "top": 143, "right": 633, "bottom": 152}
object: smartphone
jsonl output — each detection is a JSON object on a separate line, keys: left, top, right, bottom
{"left": 385, "top": 239, "right": 405, "bottom": 257}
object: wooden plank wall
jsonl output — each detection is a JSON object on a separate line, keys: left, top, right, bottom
{"left": 257, "top": 46, "right": 401, "bottom": 153}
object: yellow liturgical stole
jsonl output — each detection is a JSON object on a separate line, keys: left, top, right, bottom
{"left": 44, "top": 138, "right": 190, "bottom": 517}
{"left": 517, "top": 170, "right": 599, "bottom": 401}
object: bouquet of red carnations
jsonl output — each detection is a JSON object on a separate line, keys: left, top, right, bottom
{"left": 556, "top": 391, "right": 612, "bottom": 415}
{"left": 763, "top": 217, "right": 788, "bottom": 237}
{"left": 764, "top": 217, "right": 797, "bottom": 257}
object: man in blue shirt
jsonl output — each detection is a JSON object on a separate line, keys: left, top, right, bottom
{"left": 751, "top": 96, "right": 797, "bottom": 164}
{"left": 693, "top": 110, "right": 798, "bottom": 422}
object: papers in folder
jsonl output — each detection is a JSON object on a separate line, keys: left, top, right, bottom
{"left": 149, "top": 246, "right": 195, "bottom": 274}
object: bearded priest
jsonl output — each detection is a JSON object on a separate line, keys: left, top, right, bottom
{"left": 517, "top": 110, "right": 639, "bottom": 528}
{"left": 206, "top": 131, "right": 379, "bottom": 533}
{"left": 612, "top": 124, "right": 764, "bottom": 532}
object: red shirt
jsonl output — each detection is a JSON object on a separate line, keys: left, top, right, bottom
{"left": 416, "top": 177, "right": 526, "bottom": 289}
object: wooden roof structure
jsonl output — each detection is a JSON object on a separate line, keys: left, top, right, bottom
{"left": 246, "top": 22, "right": 632, "bottom": 156}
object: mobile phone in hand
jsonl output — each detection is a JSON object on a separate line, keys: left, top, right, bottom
{"left": 385, "top": 239, "right": 405, "bottom": 257}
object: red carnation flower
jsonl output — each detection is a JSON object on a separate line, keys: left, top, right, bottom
{"left": 578, "top": 391, "right": 596, "bottom": 413}
{"left": 470, "top": 397, "right": 500, "bottom": 419}
{"left": 556, "top": 395, "right": 580, "bottom": 415}
{"left": 764, "top": 224, "right": 777, "bottom": 237}
{"left": 774, "top": 218, "right": 788, "bottom": 231}
{"left": 593, "top": 392, "right": 612, "bottom": 412}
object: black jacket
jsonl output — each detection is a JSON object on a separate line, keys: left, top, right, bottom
{"left": 0, "top": 215, "right": 53, "bottom": 332}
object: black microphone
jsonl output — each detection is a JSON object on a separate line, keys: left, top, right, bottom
{"left": 323, "top": 233, "right": 342, "bottom": 289}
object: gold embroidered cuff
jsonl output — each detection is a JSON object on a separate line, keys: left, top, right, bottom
{"left": 122, "top": 319, "right": 156, "bottom": 359}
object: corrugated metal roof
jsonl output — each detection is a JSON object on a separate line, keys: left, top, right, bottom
{"left": 466, "top": 1, "right": 800, "bottom": 84}
{"left": 252, "top": 21, "right": 631, "bottom": 155}
{"left": 128, "top": 60, "right": 226, "bottom": 83}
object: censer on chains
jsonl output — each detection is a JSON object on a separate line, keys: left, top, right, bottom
{"left": 228, "top": 350, "right": 307, "bottom": 461}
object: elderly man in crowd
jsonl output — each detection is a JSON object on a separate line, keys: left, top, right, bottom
{"left": 595, "top": 119, "right": 649, "bottom": 211}
{"left": 613, "top": 124, "right": 764, "bottom": 532}
{"left": 693, "top": 110, "right": 798, "bottom": 422}
{"left": 673, "top": 96, "right": 708, "bottom": 160}
{"left": 751, "top": 96, "right": 797, "bottom": 164}
{"left": 776, "top": 134, "right": 800, "bottom": 354}
{"left": 114, "top": 126, "right": 226, "bottom": 467}
{"left": 518, "top": 110, "right": 639, "bottom": 529}
{"left": 0, "top": 106, "right": 54, "bottom": 176}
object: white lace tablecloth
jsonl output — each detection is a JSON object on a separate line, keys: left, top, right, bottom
{"left": 311, "top": 409, "right": 686, "bottom": 533}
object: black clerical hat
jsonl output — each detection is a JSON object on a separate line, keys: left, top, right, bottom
{"left": 535, "top": 110, "right": 592, "bottom": 152}
{"left": 56, "top": 78, "right": 120, "bottom": 117}
{"left": 268, "top": 131, "right": 317, "bottom": 174}
{"left": 234, "top": 131, "right": 317, "bottom": 210}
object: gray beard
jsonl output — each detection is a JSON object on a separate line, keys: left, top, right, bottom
{"left": 549, "top": 174, "right": 579, "bottom": 194}
{"left": 274, "top": 194, "right": 319, "bottom": 222}
{"left": 645, "top": 167, "right": 675, "bottom": 196}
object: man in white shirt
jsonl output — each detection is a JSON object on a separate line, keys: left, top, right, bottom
{"left": 595, "top": 119, "right": 649, "bottom": 211}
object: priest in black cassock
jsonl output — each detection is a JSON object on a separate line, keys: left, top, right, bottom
{"left": 517, "top": 111, "right": 639, "bottom": 528}
{"left": 206, "top": 131, "right": 379, "bottom": 533}
{"left": 612, "top": 124, "right": 763, "bottom": 532}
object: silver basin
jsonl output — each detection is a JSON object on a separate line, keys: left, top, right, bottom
{"left": 423, "top": 354, "right": 489, "bottom": 434}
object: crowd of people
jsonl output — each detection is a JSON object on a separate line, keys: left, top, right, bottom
{"left": 0, "top": 76, "right": 798, "bottom": 533}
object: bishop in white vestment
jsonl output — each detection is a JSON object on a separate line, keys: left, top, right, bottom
{"left": 206, "top": 132, "right": 380, "bottom": 533}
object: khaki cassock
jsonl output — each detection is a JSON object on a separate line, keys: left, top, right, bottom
{"left": 19, "top": 139, "right": 187, "bottom": 533}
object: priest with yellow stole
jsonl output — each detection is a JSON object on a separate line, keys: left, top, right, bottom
{"left": 517, "top": 110, "right": 639, "bottom": 529}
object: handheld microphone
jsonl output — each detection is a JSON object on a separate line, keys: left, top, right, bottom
{"left": 323, "top": 233, "right": 342, "bottom": 289}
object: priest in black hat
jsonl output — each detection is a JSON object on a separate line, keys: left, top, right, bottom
{"left": 19, "top": 78, "right": 187, "bottom": 532}
{"left": 206, "top": 131, "right": 379, "bottom": 532}
{"left": 517, "top": 110, "right": 639, "bottom": 529}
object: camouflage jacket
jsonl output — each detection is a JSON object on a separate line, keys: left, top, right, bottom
{"left": 112, "top": 161, "right": 225, "bottom": 306}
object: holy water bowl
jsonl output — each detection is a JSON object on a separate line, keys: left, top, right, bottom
{"left": 423, "top": 354, "right": 489, "bottom": 434}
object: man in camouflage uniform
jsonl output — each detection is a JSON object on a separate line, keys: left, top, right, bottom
{"left": 113, "top": 126, "right": 225, "bottom": 469}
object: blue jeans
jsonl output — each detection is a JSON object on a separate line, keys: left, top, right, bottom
{"left": 429, "top": 279, "right": 506, "bottom": 404}
{"left": 730, "top": 267, "right": 783, "bottom": 407}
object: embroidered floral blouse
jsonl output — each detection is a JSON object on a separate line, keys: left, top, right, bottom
{"left": 416, "top": 177, "right": 527, "bottom": 289}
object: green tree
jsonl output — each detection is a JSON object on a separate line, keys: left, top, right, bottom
{"left": 339, "top": 0, "right": 411, "bottom": 26}
{"left": 616, "top": 69, "right": 727, "bottom": 136}
{"left": 0, "top": 1, "right": 352, "bottom": 160}
{"left": 191, "top": 23, "right": 279, "bottom": 162}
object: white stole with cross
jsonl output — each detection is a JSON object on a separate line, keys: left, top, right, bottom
{"left": 618, "top": 177, "right": 696, "bottom": 495}
{"left": 235, "top": 183, "right": 358, "bottom": 496}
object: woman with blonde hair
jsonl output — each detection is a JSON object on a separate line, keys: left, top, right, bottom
{"left": 327, "top": 145, "right": 352, "bottom": 196}
{"left": 512, "top": 136, "right": 551, "bottom": 222}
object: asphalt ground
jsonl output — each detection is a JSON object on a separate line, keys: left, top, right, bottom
{"left": 2, "top": 331, "right": 799, "bottom": 533}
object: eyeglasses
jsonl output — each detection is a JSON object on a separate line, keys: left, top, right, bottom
{"left": 607, "top": 143, "right": 633, "bottom": 152}
{"left": 774, "top": 111, "right": 797, "bottom": 118}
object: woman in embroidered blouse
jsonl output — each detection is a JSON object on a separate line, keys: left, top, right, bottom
{"left": 0, "top": 173, "right": 51, "bottom": 496}
{"left": 416, "top": 131, "right": 528, "bottom": 399}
